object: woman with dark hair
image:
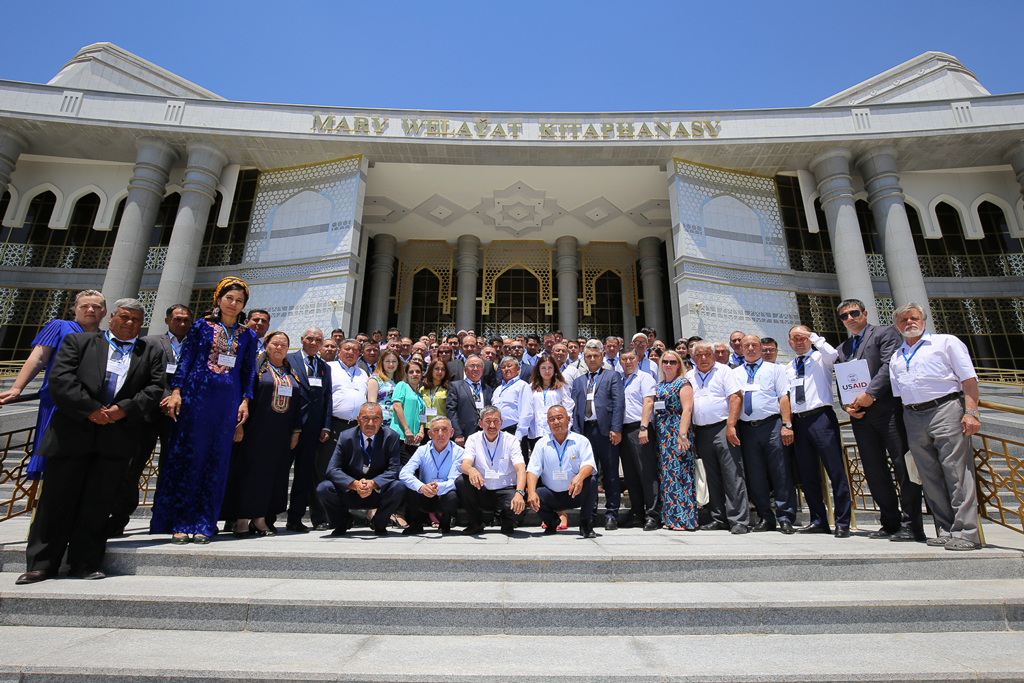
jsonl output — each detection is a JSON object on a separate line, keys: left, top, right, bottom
{"left": 222, "top": 330, "right": 303, "bottom": 538}
{"left": 390, "top": 359, "right": 426, "bottom": 466}
{"left": 420, "top": 358, "right": 449, "bottom": 420}
{"left": 150, "top": 277, "right": 258, "bottom": 544}
{"left": 0, "top": 289, "right": 107, "bottom": 480}
{"left": 527, "top": 356, "right": 575, "bottom": 453}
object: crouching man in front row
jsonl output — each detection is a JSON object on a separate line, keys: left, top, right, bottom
{"left": 400, "top": 416, "right": 464, "bottom": 534}
{"left": 457, "top": 406, "right": 527, "bottom": 536}
{"left": 527, "top": 405, "right": 598, "bottom": 538}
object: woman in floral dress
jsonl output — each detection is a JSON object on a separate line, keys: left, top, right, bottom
{"left": 653, "top": 349, "right": 698, "bottom": 530}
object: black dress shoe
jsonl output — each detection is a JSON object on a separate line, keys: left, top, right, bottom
{"left": 797, "top": 524, "right": 830, "bottom": 534}
{"left": 72, "top": 567, "right": 106, "bottom": 580}
{"left": 868, "top": 527, "right": 898, "bottom": 539}
{"left": 329, "top": 526, "right": 348, "bottom": 536}
{"left": 439, "top": 525, "right": 451, "bottom": 534}
{"left": 373, "top": 527, "right": 388, "bottom": 536}
{"left": 579, "top": 521, "right": 597, "bottom": 539}
{"left": 643, "top": 519, "right": 661, "bottom": 531}
{"left": 730, "top": 524, "right": 749, "bottom": 535}
{"left": 605, "top": 517, "right": 618, "bottom": 531}
{"left": 699, "top": 521, "right": 728, "bottom": 531}
{"left": 313, "top": 523, "right": 332, "bottom": 531}
{"left": 501, "top": 524, "right": 515, "bottom": 536}
{"left": 15, "top": 569, "right": 53, "bottom": 585}
{"left": 543, "top": 523, "right": 558, "bottom": 535}
{"left": 779, "top": 520, "right": 795, "bottom": 535}
{"left": 285, "top": 522, "right": 310, "bottom": 534}
{"left": 402, "top": 525, "right": 425, "bottom": 535}
{"left": 751, "top": 519, "right": 776, "bottom": 532}
{"left": 889, "top": 527, "right": 927, "bottom": 542}
{"left": 834, "top": 526, "right": 850, "bottom": 538}
{"left": 462, "top": 522, "right": 486, "bottom": 535}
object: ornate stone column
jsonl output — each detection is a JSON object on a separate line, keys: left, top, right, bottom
{"left": 855, "top": 145, "right": 930, "bottom": 322}
{"left": 638, "top": 236, "right": 667, "bottom": 337}
{"left": 555, "top": 236, "right": 579, "bottom": 339}
{"left": 102, "top": 137, "right": 178, "bottom": 305}
{"left": 149, "top": 142, "right": 228, "bottom": 335}
{"left": 364, "top": 233, "right": 397, "bottom": 335}
{"left": 0, "top": 125, "right": 27, "bottom": 198}
{"left": 455, "top": 234, "right": 480, "bottom": 333}
{"left": 809, "top": 147, "right": 879, "bottom": 325}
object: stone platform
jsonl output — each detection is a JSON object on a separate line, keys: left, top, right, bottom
{"left": 1, "top": 516, "right": 1023, "bottom": 681}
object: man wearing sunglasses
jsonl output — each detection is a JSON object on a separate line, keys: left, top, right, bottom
{"left": 836, "top": 299, "right": 924, "bottom": 542}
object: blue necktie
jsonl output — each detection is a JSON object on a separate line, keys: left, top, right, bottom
{"left": 794, "top": 356, "right": 806, "bottom": 405}
{"left": 743, "top": 363, "right": 756, "bottom": 416}
{"left": 102, "top": 342, "right": 131, "bottom": 406}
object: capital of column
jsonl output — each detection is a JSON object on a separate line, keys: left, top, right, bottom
{"left": 0, "top": 125, "right": 28, "bottom": 190}
{"left": 555, "top": 235, "right": 579, "bottom": 274}
{"left": 1003, "top": 140, "right": 1024, "bottom": 197}
{"left": 370, "top": 233, "right": 397, "bottom": 275}
{"left": 855, "top": 144, "right": 904, "bottom": 209}
{"left": 181, "top": 141, "right": 229, "bottom": 202}
{"left": 456, "top": 234, "right": 480, "bottom": 274}
{"left": 809, "top": 146, "right": 854, "bottom": 208}
{"left": 128, "top": 137, "right": 179, "bottom": 199}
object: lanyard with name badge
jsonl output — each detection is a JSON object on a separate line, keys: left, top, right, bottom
{"left": 268, "top": 363, "right": 293, "bottom": 397}
{"left": 901, "top": 340, "right": 926, "bottom": 376}
{"left": 430, "top": 443, "right": 452, "bottom": 483}
{"left": 166, "top": 333, "right": 181, "bottom": 375}
{"left": 104, "top": 332, "right": 135, "bottom": 375}
{"left": 551, "top": 437, "right": 571, "bottom": 481}
{"left": 483, "top": 435, "right": 502, "bottom": 479}
{"left": 425, "top": 387, "right": 439, "bottom": 416}
{"left": 217, "top": 322, "right": 237, "bottom": 368}
{"left": 306, "top": 357, "right": 323, "bottom": 387}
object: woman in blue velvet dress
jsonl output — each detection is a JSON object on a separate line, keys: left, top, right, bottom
{"left": 0, "top": 290, "right": 107, "bottom": 480}
{"left": 149, "top": 277, "right": 258, "bottom": 544}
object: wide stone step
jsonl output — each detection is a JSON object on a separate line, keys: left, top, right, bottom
{"left": 2, "top": 574, "right": 1023, "bottom": 636}
{"left": 1, "top": 627, "right": 1023, "bottom": 682}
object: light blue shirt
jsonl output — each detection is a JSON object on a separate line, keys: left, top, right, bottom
{"left": 400, "top": 441, "right": 465, "bottom": 495}
{"left": 527, "top": 432, "right": 596, "bottom": 493}
{"left": 731, "top": 360, "right": 790, "bottom": 422}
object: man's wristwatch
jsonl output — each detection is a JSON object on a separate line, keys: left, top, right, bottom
{"left": 782, "top": 422, "right": 793, "bottom": 429}
{"left": 515, "top": 489, "right": 526, "bottom": 497}
{"left": 639, "top": 425, "right": 648, "bottom": 431}
{"left": 965, "top": 410, "right": 980, "bottom": 419}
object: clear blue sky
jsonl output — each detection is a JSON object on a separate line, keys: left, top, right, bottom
{"left": 3, "top": 1, "right": 1020, "bottom": 112}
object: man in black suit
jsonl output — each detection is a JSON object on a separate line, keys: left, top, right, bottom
{"left": 357, "top": 340, "right": 380, "bottom": 377}
{"left": 285, "top": 326, "right": 333, "bottom": 533}
{"left": 17, "top": 299, "right": 165, "bottom": 584}
{"left": 836, "top": 298, "right": 924, "bottom": 541}
{"left": 570, "top": 340, "right": 624, "bottom": 530}
{"left": 106, "top": 303, "right": 193, "bottom": 538}
{"left": 315, "top": 402, "right": 404, "bottom": 536}
{"left": 447, "top": 335, "right": 498, "bottom": 388}
{"left": 446, "top": 355, "right": 493, "bottom": 447}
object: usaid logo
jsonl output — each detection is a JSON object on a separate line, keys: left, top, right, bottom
{"left": 841, "top": 373, "right": 868, "bottom": 391}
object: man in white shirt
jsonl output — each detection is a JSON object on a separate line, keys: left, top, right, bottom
{"left": 551, "top": 342, "right": 580, "bottom": 386}
{"left": 457, "top": 406, "right": 527, "bottom": 535}
{"left": 622, "top": 332, "right": 658, "bottom": 380}
{"left": 785, "top": 325, "right": 852, "bottom": 537}
{"left": 618, "top": 349, "right": 661, "bottom": 530}
{"left": 732, "top": 335, "right": 796, "bottom": 534}
{"left": 399, "top": 417, "right": 464, "bottom": 534}
{"left": 888, "top": 302, "right": 982, "bottom": 550}
{"left": 527, "top": 405, "right": 598, "bottom": 538}
{"left": 493, "top": 357, "right": 533, "bottom": 441}
{"left": 689, "top": 341, "right": 750, "bottom": 533}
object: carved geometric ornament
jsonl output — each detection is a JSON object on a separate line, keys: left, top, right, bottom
{"left": 581, "top": 242, "right": 639, "bottom": 317}
{"left": 394, "top": 239, "right": 454, "bottom": 315}
{"left": 481, "top": 241, "right": 554, "bottom": 315}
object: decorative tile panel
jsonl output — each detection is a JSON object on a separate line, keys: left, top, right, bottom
{"left": 581, "top": 242, "right": 639, "bottom": 317}
{"left": 394, "top": 240, "right": 454, "bottom": 315}
{"left": 682, "top": 279, "right": 800, "bottom": 345}
{"left": 482, "top": 241, "right": 553, "bottom": 315}
{"left": 246, "top": 278, "right": 349, "bottom": 348}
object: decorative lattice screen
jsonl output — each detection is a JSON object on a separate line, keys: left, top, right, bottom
{"left": 394, "top": 239, "right": 454, "bottom": 315}
{"left": 481, "top": 241, "right": 553, "bottom": 315}
{"left": 581, "top": 241, "right": 639, "bottom": 317}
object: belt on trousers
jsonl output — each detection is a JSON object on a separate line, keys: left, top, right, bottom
{"left": 622, "top": 421, "right": 642, "bottom": 429}
{"left": 739, "top": 414, "right": 780, "bottom": 428}
{"left": 792, "top": 405, "right": 829, "bottom": 419}
{"left": 693, "top": 419, "right": 726, "bottom": 430}
{"left": 905, "top": 391, "right": 962, "bottom": 412}
{"left": 332, "top": 416, "right": 357, "bottom": 429}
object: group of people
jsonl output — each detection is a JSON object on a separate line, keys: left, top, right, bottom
{"left": 4, "top": 278, "right": 985, "bottom": 585}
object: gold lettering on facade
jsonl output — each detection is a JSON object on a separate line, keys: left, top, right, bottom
{"left": 425, "top": 120, "right": 446, "bottom": 135}
{"left": 312, "top": 114, "right": 335, "bottom": 131}
{"left": 402, "top": 119, "right": 425, "bottom": 135}
{"left": 560, "top": 122, "right": 582, "bottom": 139}
{"left": 656, "top": 122, "right": 672, "bottom": 138}
{"left": 353, "top": 117, "right": 370, "bottom": 133}
{"left": 474, "top": 118, "right": 489, "bottom": 136}
{"left": 691, "top": 121, "right": 704, "bottom": 137}
{"left": 372, "top": 117, "right": 389, "bottom": 133}
{"left": 335, "top": 117, "right": 351, "bottom": 133}
{"left": 454, "top": 121, "right": 473, "bottom": 137}
{"left": 616, "top": 122, "right": 634, "bottom": 138}
{"left": 674, "top": 123, "right": 690, "bottom": 137}
{"left": 507, "top": 122, "right": 522, "bottom": 138}
{"left": 601, "top": 123, "right": 615, "bottom": 138}
{"left": 703, "top": 120, "right": 721, "bottom": 137}
{"left": 491, "top": 123, "right": 506, "bottom": 137}
{"left": 539, "top": 122, "right": 557, "bottom": 138}
{"left": 583, "top": 124, "right": 600, "bottom": 139}
{"left": 636, "top": 123, "right": 654, "bottom": 138}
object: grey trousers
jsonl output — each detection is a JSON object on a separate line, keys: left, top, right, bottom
{"left": 693, "top": 421, "right": 750, "bottom": 527}
{"left": 902, "top": 399, "right": 980, "bottom": 543}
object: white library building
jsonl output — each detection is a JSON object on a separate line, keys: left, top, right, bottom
{"left": 0, "top": 43, "right": 1022, "bottom": 367}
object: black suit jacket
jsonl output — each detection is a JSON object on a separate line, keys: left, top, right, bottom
{"left": 287, "top": 350, "right": 333, "bottom": 434}
{"left": 446, "top": 379, "right": 494, "bottom": 439}
{"left": 38, "top": 331, "right": 165, "bottom": 460}
{"left": 447, "top": 358, "right": 499, "bottom": 389}
{"left": 836, "top": 323, "right": 902, "bottom": 407}
{"left": 140, "top": 332, "right": 178, "bottom": 422}
{"left": 357, "top": 358, "right": 378, "bottom": 377}
{"left": 325, "top": 425, "right": 400, "bottom": 490}
{"left": 570, "top": 367, "right": 624, "bottom": 436}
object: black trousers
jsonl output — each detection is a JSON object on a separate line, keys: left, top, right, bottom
{"left": 315, "top": 478, "right": 405, "bottom": 532}
{"left": 26, "top": 451, "right": 130, "bottom": 573}
{"left": 536, "top": 477, "right": 597, "bottom": 526}
{"left": 107, "top": 417, "right": 168, "bottom": 532}
{"left": 584, "top": 422, "right": 620, "bottom": 521}
{"left": 404, "top": 488, "right": 459, "bottom": 528}
{"left": 455, "top": 475, "right": 525, "bottom": 526}
{"left": 620, "top": 422, "right": 661, "bottom": 523}
{"left": 287, "top": 426, "right": 322, "bottom": 525}
{"left": 850, "top": 400, "right": 923, "bottom": 534}
{"left": 309, "top": 417, "right": 356, "bottom": 527}
{"left": 792, "top": 407, "right": 852, "bottom": 530}
{"left": 737, "top": 417, "right": 796, "bottom": 524}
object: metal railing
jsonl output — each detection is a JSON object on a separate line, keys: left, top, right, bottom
{"left": 0, "top": 426, "right": 39, "bottom": 520}
{"left": 0, "top": 244, "right": 113, "bottom": 270}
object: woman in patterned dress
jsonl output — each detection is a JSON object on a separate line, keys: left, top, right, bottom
{"left": 150, "top": 277, "right": 258, "bottom": 544}
{"left": 221, "top": 330, "right": 303, "bottom": 538}
{"left": 653, "top": 349, "right": 698, "bottom": 530}
{"left": 366, "top": 350, "right": 404, "bottom": 424}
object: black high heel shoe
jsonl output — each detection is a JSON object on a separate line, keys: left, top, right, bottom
{"left": 249, "top": 521, "right": 275, "bottom": 537}
{"left": 232, "top": 523, "right": 250, "bottom": 539}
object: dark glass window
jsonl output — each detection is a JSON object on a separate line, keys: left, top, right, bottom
{"left": 776, "top": 176, "right": 835, "bottom": 273}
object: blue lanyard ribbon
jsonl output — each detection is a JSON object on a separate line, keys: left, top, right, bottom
{"left": 744, "top": 360, "right": 761, "bottom": 384}
{"left": 624, "top": 372, "right": 638, "bottom": 390}
{"left": 104, "top": 331, "right": 136, "bottom": 358}
{"left": 901, "top": 340, "right": 925, "bottom": 372}
{"left": 696, "top": 368, "right": 713, "bottom": 389}
{"left": 553, "top": 437, "right": 571, "bottom": 470}
{"left": 484, "top": 436, "right": 500, "bottom": 468}
{"left": 430, "top": 443, "right": 452, "bottom": 478}
{"left": 220, "top": 322, "right": 237, "bottom": 351}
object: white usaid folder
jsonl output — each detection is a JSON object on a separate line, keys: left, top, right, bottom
{"left": 834, "top": 359, "right": 871, "bottom": 405}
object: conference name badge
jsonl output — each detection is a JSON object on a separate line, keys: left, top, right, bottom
{"left": 277, "top": 384, "right": 293, "bottom": 397}
{"left": 218, "top": 354, "right": 236, "bottom": 368}
{"left": 309, "top": 377, "right": 322, "bottom": 387}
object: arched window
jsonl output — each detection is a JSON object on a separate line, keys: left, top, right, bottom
{"left": 913, "top": 201, "right": 1023, "bottom": 276}
{"left": 776, "top": 176, "right": 835, "bottom": 273}
{"left": 479, "top": 268, "right": 556, "bottom": 339}
{"left": 199, "top": 169, "right": 259, "bottom": 267}
{"left": 578, "top": 271, "right": 624, "bottom": 341}
{"left": 408, "top": 269, "right": 453, "bottom": 340}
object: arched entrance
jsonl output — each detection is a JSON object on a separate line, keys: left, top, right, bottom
{"left": 480, "top": 268, "right": 556, "bottom": 339}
